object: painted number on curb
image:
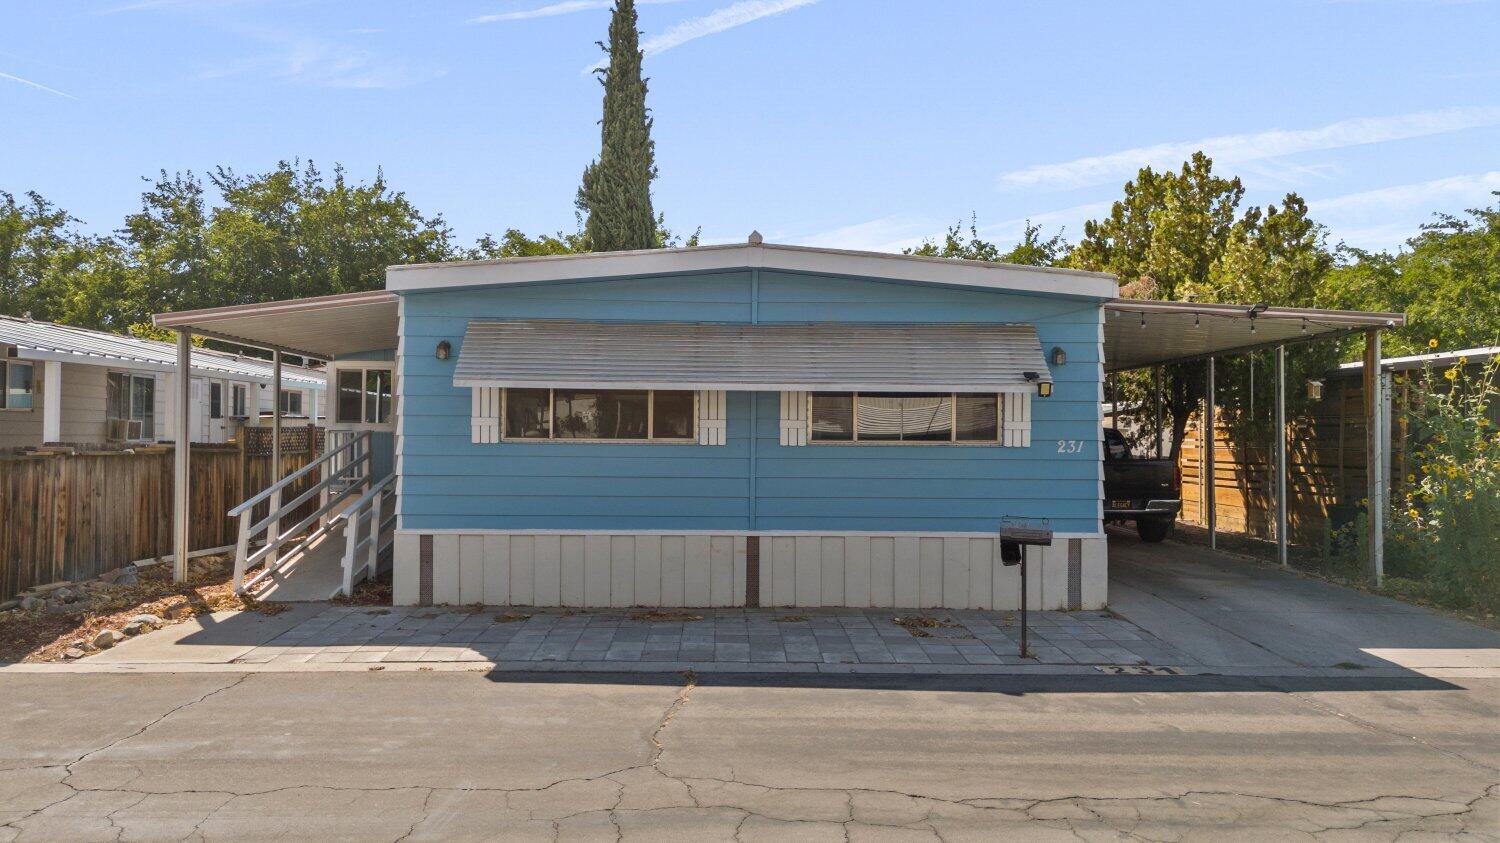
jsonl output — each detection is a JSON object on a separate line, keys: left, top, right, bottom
{"left": 1057, "top": 439, "right": 1085, "bottom": 454}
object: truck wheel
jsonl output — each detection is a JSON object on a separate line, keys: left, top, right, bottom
{"left": 1137, "top": 519, "right": 1174, "bottom": 543}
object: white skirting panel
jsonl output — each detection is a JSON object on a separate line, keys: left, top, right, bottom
{"left": 394, "top": 532, "right": 747, "bottom": 608}
{"left": 758, "top": 535, "right": 1102, "bottom": 611}
{"left": 393, "top": 531, "right": 1106, "bottom": 611}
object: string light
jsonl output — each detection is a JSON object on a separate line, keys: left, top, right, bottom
{"left": 1194, "top": 313, "right": 1200, "bottom": 328}
{"left": 1140, "top": 312, "right": 1147, "bottom": 329}
{"left": 1301, "top": 318, "right": 1308, "bottom": 334}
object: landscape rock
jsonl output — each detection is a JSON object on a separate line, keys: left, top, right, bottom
{"left": 62, "top": 647, "right": 87, "bottom": 660}
{"left": 19, "top": 596, "right": 42, "bottom": 612}
{"left": 54, "top": 587, "right": 74, "bottom": 603}
{"left": 127, "top": 613, "right": 164, "bottom": 629}
{"left": 122, "top": 621, "right": 147, "bottom": 636}
{"left": 91, "top": 629, "right": 124, "bottom": 649}
{"left": 69, "top": 639, "right": 96, "bottom": 652}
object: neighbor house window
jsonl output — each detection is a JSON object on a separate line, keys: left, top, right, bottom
{"left": 209, "top": 382, "right": 222, "bottom": 419}
{"left": 336, "top": 367, "right": 392, "bottom": 425}
{"left": 502, "top": 389, "right": 695, "bottom": 441}
{"left": 0, "top": 361, "right": 34, "bottom": 410}
{"left": 279, "top": 390, "right": 303, "bottom": 416}
{"left": 106, "top": 372, "right": 155, "bottom": 441}
{"left": 230, "top": 384, "right": 248, "bottom": 417}
{"left": 810, "top": 392, "right": 998, "bottom": 444}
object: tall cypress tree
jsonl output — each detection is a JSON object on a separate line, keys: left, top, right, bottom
{"left": 577, "top": 0, "right": 658, "bottom": 252}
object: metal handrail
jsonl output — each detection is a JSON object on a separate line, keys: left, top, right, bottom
{"left": 229, "top": 431, "right": 370, "bottom": 517}
{"left": 336, "top": 472, "right": 397, "bottom": 598}
{"left": 228, "top": 430, "right": 373, "bottom": 595}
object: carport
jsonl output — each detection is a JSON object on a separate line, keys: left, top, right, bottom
{"left": 1099, "top": 300, "right": 1404, "bottom": 581}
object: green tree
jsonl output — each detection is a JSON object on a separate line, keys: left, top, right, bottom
{"left": 907, "top": 216, "right": 1069, "bottom": 266}
{"left": 1069, "top": 153, "right": 1249, "bottom": 458}
{"left": 577, "top": 0, "right": 658, "bottom": 252}
{"left": 1322, "top": 196, "right": 1500, "bottom": 356}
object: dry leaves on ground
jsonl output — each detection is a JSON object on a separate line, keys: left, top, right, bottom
{"left": 0, "top": 554, "right": 283, "bottom": 663}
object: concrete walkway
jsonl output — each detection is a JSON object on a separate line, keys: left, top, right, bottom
{"left": 11, "top": 533, "right": 1498, "bottom": 680}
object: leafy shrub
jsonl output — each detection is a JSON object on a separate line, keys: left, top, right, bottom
{"left": 1386, "top": 354, "right": 1500, "bottom": 612}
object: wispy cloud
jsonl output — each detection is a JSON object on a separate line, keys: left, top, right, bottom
{"left": 472, "top": 0, "right": 688, "bottom": 24}
{"left": 584, "top": 0, "right": 818, "bottom": 72}
{"left": 997, "top": 106, "right": 1500, "bottom": 192}
{"left": 0, "top": 70, "right": 77, "bottom": 100}
{"left": 1311, "top": 171, "right": 1500, "bottom": 250}
{"left": 201, "top": 34, "right": 444, "bottom": 89}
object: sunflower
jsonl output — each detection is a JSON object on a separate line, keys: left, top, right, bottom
{"left": 1428, "top": 338, "right": 1439, "bottom": 349}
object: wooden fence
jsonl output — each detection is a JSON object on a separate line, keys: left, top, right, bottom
{"left": 1179, "top": 376, "right": 1393, "bottom": 547}
{"left": 0, "top": 426, "right": 324, "bottom": 599}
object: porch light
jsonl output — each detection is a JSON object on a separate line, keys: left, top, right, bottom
{"left": 1306, "top": 379, "right": 1324, "bottom": 401}
{"left": 436, "top": 340, "right": 451, "bottom": 361}
{"left": 1051, "top": 346, "right": 1066, "bottom": 366}
{"left": 1038, "top": 381, "right": 1053, "bottom": 398}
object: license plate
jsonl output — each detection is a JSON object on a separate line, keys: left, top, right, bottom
{"left": 1111, "top": 500, "right": 1133, "bottom": 509}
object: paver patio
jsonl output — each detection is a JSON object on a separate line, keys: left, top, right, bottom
{"left": 227, "top": 605, "right": 1201, "bottom": 669}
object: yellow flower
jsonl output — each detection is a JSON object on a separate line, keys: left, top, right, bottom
{"left": 1444, "top": 369, "right": 1458, "bottom": 381}
{"left": 1406, "top": 473, "right": 1416, "bottom": 483}
{"left": 1428, "top": 338, "right": 1439, "bottom": 349}
{"left": 1408, "top": 507, "right": 1420, "bottom": 518}
{"left": 1464, "top": 491, "right": 1474, "bottom": 501}
{"left": 1459, "top": 356, "right": 1469, "bottom": 365}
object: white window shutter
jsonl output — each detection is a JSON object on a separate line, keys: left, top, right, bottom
{"left": 779, "top": 391, "right": 809, "bottom": 446}
{"left": 1002, "top": 392, "right": 1032, "bottom": 448}
{"left": 697, "top": 390, "right": 726, "bottom": 445}
{"left": 471, "top": 387, "right": 500, "bottom": 444}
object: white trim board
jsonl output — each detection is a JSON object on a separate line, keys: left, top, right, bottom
{"left": 387, "top": 241, "right": 1119, "bottom": 300}
{"left": 397, "top": 529, "right": 1106, "bottom": 540}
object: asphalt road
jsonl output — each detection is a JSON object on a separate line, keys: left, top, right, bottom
{"left": 2, "top": 670, "right": 1496, "bottom": 841}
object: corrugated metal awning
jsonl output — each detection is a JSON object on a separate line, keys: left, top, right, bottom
{"left": 453, "top": 320, "right": 1052, "bottom": 393}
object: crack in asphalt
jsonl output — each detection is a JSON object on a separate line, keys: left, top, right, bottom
{"left": 2, "top": 672, "right": 1495, "bottom": 842}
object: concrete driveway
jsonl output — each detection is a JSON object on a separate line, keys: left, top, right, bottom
{"left": 1107, "top": 530, "right": 1500, "bottom": 673}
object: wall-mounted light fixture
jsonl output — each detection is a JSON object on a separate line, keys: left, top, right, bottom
{"left": 1024, "top": 370, "right": 1053, "bottom": 398}
{"left": 1051, "top": 346, "right": 1067, "bottom": 366}
{"left": 1306, "top": 379, "right": 1324, "bottom": 401}
{"left": 436, "top": 340, "right": 451, "bottom": 361}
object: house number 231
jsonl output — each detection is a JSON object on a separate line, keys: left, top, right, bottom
{"left": 1057, "top": 439, "right": 1085, "bottom": 453}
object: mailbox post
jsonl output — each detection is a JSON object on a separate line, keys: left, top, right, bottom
{"left": 1000, "top": 518, "right": 1053, "bottom": 659}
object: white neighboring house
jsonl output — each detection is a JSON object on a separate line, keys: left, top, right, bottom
{"left": 0, "top": 315, "right": 325, "bottom": 450}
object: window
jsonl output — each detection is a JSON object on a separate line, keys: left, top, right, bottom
{"left": 502, "top": 389, "right": 695, "bottom": 441}
{"left": 209, "top": 382, "right": 222, "bottom": 419}
{"left": 335, "top": 367, "right": 392, "bottom": 425}
{"left": 279, "top": 390, "right": 303, "bottom": 416}
{"left": 810, "top": 392, "right": 998, "bottom": 444}
{"left": 231, "top": 384, "right": 248, "bottom": 417}
{"left": 0, "top": 361, "right": 34, "bottom": 410}
{"left": 106, "top": 372, "right": 155, "bottom": 441}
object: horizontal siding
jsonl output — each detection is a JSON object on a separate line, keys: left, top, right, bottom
{"left": 398, "top": 271, "right": 1104, "bottom": 536}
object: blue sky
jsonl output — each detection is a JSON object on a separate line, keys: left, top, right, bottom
{"left": 4, "top": 0, "right": 1499, "bottom": 255}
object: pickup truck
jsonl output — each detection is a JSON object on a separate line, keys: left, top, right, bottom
{"left": 1102, "top": 428, "right": 1181, "bottom": 542}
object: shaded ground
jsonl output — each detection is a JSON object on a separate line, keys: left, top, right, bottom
{"left": 0, "top": 556, "right": 283, "bottom": 664}
{"left": 0, "top": 671, "right": 1495, "bottom": 840}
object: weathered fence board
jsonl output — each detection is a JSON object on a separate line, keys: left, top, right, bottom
{"left": 1, "top": 426, "right": 323, "bottom": 599}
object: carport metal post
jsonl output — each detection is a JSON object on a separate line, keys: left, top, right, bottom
{"left": 1276, "top": 345, "right": 1288, "bottom": 569}
{"left": 1153, "top": 366, "right": 1163, "bottom": 458}
{"left": 1206, "top": 357, "right": 1216, "bottom": 550}
{"left": 173, "top": 331, "right": 192, "bottom": 582}
{"left": 1364, "top": 330, "right": 1385, "bottom": 584}
{"left": 272, "top": 350, "right": 283, "bottom": 481}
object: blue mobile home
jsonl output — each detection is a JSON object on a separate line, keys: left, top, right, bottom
{"left": 383, "top": 239, "right": 1116, "bottom": 609}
